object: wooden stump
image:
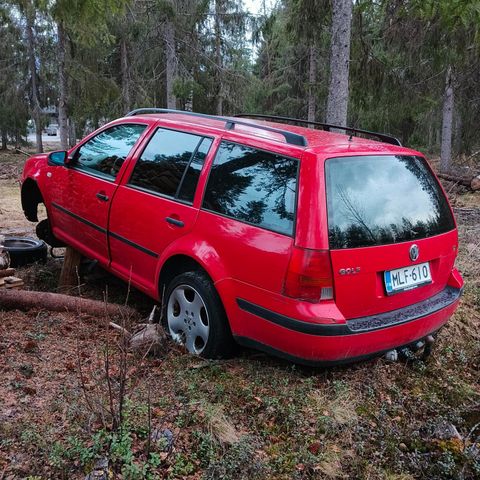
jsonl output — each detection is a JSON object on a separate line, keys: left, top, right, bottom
{"left": 58, "top": 246, "right": 82, "bottom": 290}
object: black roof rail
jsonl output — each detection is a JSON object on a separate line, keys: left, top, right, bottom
{"left": 125, "top": 108, "right": 308, "bottom": 147}
{"left": 234, "top": 114, "right": 402, "bottom": 147}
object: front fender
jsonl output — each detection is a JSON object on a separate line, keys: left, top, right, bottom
{"left": 21, "top": 154, "right": 48, "bottom": 185}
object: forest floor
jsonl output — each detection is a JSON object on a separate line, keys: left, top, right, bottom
{"left": 0, "top": 148, "right": 479, "bottom": 479}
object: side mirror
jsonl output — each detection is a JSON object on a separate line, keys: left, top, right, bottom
{"left": 48, "top": 150, "right": 68, "bottom": 166}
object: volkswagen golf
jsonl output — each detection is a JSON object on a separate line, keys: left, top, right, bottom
{"left": 20, "top": 109, "right": 463, "bottom": 365}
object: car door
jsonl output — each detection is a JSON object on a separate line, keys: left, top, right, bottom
{"left": 49, "top": 123, "right": 148, "bottom": 265}
{"left": 108, "top": 127, "right": 213, "bottom": 295}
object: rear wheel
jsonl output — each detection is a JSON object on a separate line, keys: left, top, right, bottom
{"left": 162, "top": 271, "right": 236, "bottom": 359}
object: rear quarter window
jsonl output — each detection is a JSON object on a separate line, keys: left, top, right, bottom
{"left": 202, "top": 141, "right": 299, "bottom": 236}
{"left": 325, "top": 155, "right": 455, "bottom": 249}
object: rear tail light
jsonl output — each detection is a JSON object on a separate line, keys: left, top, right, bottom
{"left": 284, "top": 247, "right": 334, "bottom": 303}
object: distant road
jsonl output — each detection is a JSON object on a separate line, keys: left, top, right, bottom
{"left": 27, "top": 132, "right": 61, "bottom": 145}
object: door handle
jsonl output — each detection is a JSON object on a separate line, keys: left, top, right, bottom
{"left": 96, "top": 192, "right": 109, "bottom": 202}
{"left": 165, "top": 217, "right": 184, "bottom": 227}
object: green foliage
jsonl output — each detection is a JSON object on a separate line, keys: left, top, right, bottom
{"left": 1, "top": 0, "right": 479, "bottom": 154}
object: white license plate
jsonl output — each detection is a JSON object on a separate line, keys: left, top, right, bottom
{"left": 384, "top": 262, "right": 432, "bottom": 294}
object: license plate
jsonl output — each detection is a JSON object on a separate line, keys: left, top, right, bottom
{"left": 384, "top": 262, "right": 432, "bottom": 294}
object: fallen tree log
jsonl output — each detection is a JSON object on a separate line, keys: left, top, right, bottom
{"left": 0, "top": 289, "right": 138, "bottom": 318}
{"left": 437, "top": 172, "right": 473, "bottom": 187}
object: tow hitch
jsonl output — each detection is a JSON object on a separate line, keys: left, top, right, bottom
{"left": 385, "top": 334, "right": 436, "bottom": 363}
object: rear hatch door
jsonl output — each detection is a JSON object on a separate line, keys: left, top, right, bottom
{"left": 325, "top": 154, "right": 457, "bottom": 319}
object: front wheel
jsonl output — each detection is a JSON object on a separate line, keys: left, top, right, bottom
{"left": 162, "top": 271, "right": 237, "bottom": 359}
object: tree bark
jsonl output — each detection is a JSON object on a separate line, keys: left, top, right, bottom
{"left": 326, "top": 0, "right": 353, "bottom": 127}
{"left": 120, "top": 38, "right": 131, "bottom": 113}
{"left": 0, "top": 289, "right": 138, "bottom": 318}
{"left": 1, "top": 131, "right": 7, "bottom": 150}
{"left": 214, "top": 0, "right": 223, "bottom": 115}
{"left": 453, "top": 106, "right": 462, "bottom": 155}
{"left": 307, "top": 43, "right": 317, "bottom": 124}
{"left": 57, "top": 21, "right": 69, "bottom": 151}
{"left": 25, "top": 7, "right": 43, "bottom": 153}
{"left": 68, "top": 118, "right": 76, "bottom": 147}
{"left": 440, "top": 66, "right": 454, "bottom": 173}
{"left": 164, "top": 20, "right": 176, "bottom": 109}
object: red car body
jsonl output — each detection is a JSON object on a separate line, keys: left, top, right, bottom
{"left": 21, "top": 111, "right": 463, "bottom": 365}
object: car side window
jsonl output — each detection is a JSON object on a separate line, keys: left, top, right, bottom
{"left": 129, "top": 128, "right": 210, "bottom": 202}
{"left": 74, "top": 124, "right": 146, "bottom": 179}
{"left": 202, "top": 141, "right": 299, "bottom": 236}
{"left": 177, "top": 138, "right": 213, "bottom": 202}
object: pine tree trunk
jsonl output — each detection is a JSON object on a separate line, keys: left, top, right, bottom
{"left": 440, "top": 67, "right": 454, "bottom": 173}
{"left": 307, "top": 43, "right": 317, "bottom": 124}
{"left": 164, "top": 20, "right": 176, "bottom": 109}
{"left": 57, "top": 21, "right": 68, "bottom": 151}
{"left": 26, "top": 8, "right": 43, "bottom": 153}
{"left": 1, "top": 132, "right": 7, "bottom": 150}
{"left": 454, "top": 107, "right": 462, "bottom": 155}
{"left": 121, "top": 38, "right": 131, "bottom": 113}
{"left": 214, "top": 0, "right": 223, "bottom": 115}
{"left": 68, "top": 118, "right": 77, "bottom": 147}
{"left": 326, "top": 0, "right": 353, "bottom": 127}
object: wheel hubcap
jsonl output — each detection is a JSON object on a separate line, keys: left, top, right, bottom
{"left": 167, "top": 285, "right": 209, "bottom": 354}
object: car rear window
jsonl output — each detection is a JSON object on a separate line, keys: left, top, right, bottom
{"left": 325, "top": 155, "right": 455, "bottom": 249}
{"left": 202, "top": 141, "right": 298, "bottom": 236}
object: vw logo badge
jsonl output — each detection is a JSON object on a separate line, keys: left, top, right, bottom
{"left": 410, "top": 244, "right": 419, "bottom": 262}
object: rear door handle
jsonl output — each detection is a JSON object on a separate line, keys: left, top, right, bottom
{"left": 165, "top": 217, "right": 184, "bottom": 227}
{"left": 96, "top": 192, "right": 109, "bottom": 202}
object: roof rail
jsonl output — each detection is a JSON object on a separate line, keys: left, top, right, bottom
{"left": 125, "top": 108, "right": 308, "bottom": 147}
{"left": 235, "top": 114, "right": 402, "bottom": 147}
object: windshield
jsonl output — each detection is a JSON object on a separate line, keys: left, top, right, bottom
{"left": 325, "top": 155, "right": 455, "bottom": 249}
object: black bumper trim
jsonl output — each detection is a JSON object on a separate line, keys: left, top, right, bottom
{"left": 236, "top": 286, "right": 462, "bottom": 336}
{"left": 347, "top": 286, "right": 462, "bottom": 332}
{"left": 236, "top": 298, "right": 350, "bottom": 336}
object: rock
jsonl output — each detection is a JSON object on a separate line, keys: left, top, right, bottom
{"left": 432, "top": 421, "right": 462, "bottom": 441}
{"left": 471, "top": 175, "right": 480, "bottom": 191}
{"left": 84, "top": 457, "right": 110, "bottom": 480}
{"left": 399, "top": 442, "right": 408, "bottom": 452}
{"left": 150, "top": 427, "right": 174, "bottom": 451}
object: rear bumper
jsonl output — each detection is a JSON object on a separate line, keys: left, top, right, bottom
{"left": 234, "top": 286, "right": 462, "bottom": 365}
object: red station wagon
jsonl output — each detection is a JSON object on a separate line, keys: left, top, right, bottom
{"left": 20, "top": 109, "right": 464, "bottom": 365}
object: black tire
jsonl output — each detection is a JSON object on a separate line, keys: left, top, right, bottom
{"left": 3, "top": 236, "right": 48, "bottom": 267}
{"left": 162, "top": 271, "right": 237, "bottom": 359}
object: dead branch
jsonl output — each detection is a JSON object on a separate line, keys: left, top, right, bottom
{"left": 109, "top": 320, "right": 166, "bottom": 355}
